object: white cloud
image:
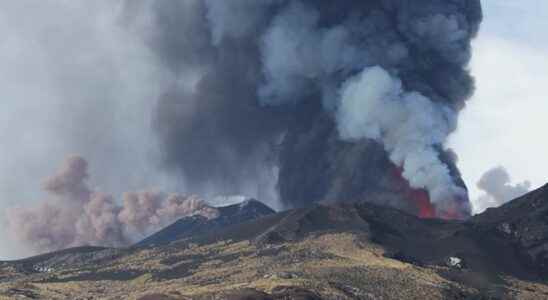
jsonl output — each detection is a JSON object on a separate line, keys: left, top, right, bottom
{"left": 449, "top": 4, "right": 548, "bottom": 213}
{"left": 480, "top": 1, "right": 548, "bottom": 48}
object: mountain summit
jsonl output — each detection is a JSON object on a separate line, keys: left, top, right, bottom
{"left": 137, "top": 199, "right": 275, "bottom": 247}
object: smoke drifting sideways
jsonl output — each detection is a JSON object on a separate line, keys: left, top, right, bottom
{"left": 0, "top": 1, "right": 186, "bottom": 258}
{"left": 127, "top": 0, "right": 482, "bottom": 218}
{"left": 6, "top": 156, "right": 219, "bottom": 254}
{"left": 474, "top": 166, "right": 531, "bottom": 213}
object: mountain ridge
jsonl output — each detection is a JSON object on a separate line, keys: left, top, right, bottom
{"left": 1, "top": 185, "right": 547, "bottom": 299}
{"left": 136, "top": 199, "right": 276, "bottom": 247}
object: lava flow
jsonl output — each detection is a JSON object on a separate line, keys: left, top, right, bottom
{"left": 391, "top": 166, "right": 469, "bottom": 220}
{"left": 408, "top": 189, "right": 436, "bottom": 219}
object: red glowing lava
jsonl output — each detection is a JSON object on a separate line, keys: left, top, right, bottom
{"left": 391, "top": 166, "right": 435, "bottom": 218}
{"left": 394, "top": 167, "right": 444, "bottom": 219}
{"left": 408, "top": 188, "right": 436, "bottom": 219}
{"left": 436, "top": 201, "right": 468, "bottom": 220}
{"left": 390, "top": 166, "right": 468, "bottom": 220}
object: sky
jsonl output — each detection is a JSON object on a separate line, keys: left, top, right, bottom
{"left": 449, "top": 1, "right": 548, "bottom": 211}
{"left": 0, "top": 1, "right": 178, "bottom": 260}
{"left": 0, "top": 1, "right": 547, "bottom": 259}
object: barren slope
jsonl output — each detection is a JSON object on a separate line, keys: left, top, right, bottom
{"left": 1, "top": 185, "right": 548, "bottom": 299}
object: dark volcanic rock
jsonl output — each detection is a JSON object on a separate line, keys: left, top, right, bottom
{"left": 137, "top": 199, "right": 275, "bottom": 247}
{"left": 224, "top": 287, "right": 321, "bottom": 300}
{"left": 471, "top": 183, "right": 548, "bottom": 277}
{"left": 134, "top": 184, "right": 548, "bottom": 281}
{"left": 137, "top": 293, "right": 188, "bottom": 300}
{"left": 353, "top": 184, "right": 548, "bottom": 281}
{"left": 225, "top": 288, "right": 272, "bottom": 300}
{"left": 255, "top": 204, "right": 371, "bottom": 245}
{"left": 4, "top": 288, "right": 40, "bottom": 299}
{"left": 3, "top": 184, "right": 547, "bottom": 299}
{"left": 270, "top": 286, "right": 322, "bottom": 299}
{"left": 199, "top": 184, "right": 548, "bottom": 282}
{"left": 7, "top": 246, "right": 119, "bottom": 275}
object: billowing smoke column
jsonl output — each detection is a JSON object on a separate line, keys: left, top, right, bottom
{"left": 0, "top": 1, "right": 484, "bottom": 258}
{"left": 6, "top": 156, "right": 219, "bottom": 253}
{"left": 126, "top": 0, "right": 482, "bottom": 219}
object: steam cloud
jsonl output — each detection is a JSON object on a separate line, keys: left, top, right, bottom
{"left": 6, "top": 156, "right": 218, "bottom": 253}
{"left": 337, "top": 66, "right": 467, "bottom": 215}
{"left": 475, "top": 166, "right": 531, "bottom": 213}
{"left": 2, "top": 0, "right": 484, "bottom": 256}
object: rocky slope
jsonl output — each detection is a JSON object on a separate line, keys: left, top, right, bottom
{"left": 137, "top": 199, "right": 276, "bottom": 247}
{"left": 1, "top": 185, "right": 548, "bottom": 299}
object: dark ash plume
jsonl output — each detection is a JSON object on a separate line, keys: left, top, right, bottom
{"left": 1, "top": 1, "right": 483, "bottom": 257}
{"left": 124, "top": 0, "right": 482, "bottom": 218}
{"left": 6, "top": 156, "right": 219, "bottom": 253}
{"left": 475, "top": 166, "right": 531, "bottom": 213}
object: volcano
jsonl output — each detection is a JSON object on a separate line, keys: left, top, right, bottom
{"left": 2, "top": 183, "right": 548, "bottom": 299}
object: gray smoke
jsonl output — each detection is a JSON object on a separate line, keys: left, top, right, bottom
{"left": 1, "top": 0, "right": 484, "bottom": 257}
{"left": 6, "top": 156, "right": 219, "bottom": 253}
{"left": 123, "top": 0, "right": 286, "bottom": 204}
{"left": 0, "top": 1, "right": 182, "bottom": 258}
{"left": 475, "top": 166, "right": 531, "bottom": 213}
{"left": 125, "top": 0, "right": 482, "bottom": 218}
{"left": 0, "top": 1, "right": 178, "bottom": 197}
{"left": 336, "top": 66, "right": 466, "bottom": 213}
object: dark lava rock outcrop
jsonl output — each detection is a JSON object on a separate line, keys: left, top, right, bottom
{"left": 137, "top": 199, "right": 275, "bottom": 247}
{"left": 471, "top": 183, "right": 548, "bottom": 277}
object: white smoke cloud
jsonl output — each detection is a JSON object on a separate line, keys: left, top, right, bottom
{"left": 336, "top": 66, "right": 467, "bottom": 214}
{"left": 474, "top": 166, "right": 531, "bottom": 213}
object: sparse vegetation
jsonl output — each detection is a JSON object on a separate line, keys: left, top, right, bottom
{"left": 2, "top": 230, "right": 548, "bottom": 299}
{"left": 3, "top": 188, "right": 548, "bottom": 299}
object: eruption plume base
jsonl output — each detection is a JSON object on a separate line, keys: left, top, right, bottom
{"left": 136, "top": 0, "right": 481, "bottom": 218}
{"left": 393, "top": 166, "right": 470, "bottom": 220}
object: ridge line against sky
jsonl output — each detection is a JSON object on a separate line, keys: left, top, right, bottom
{"left": 449, "top": 1, "right": 548, "bottom": 206}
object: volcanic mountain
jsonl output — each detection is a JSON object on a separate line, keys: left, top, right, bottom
{"left": 1, "top": 185, "right": 548, "bottom": 299}
{"left": 136, "top": 199, "right": 276, "bottom": 247}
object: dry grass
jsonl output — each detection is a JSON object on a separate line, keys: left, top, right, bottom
{"left": 1, "top": 232, "right": 547, "bottom": 299}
